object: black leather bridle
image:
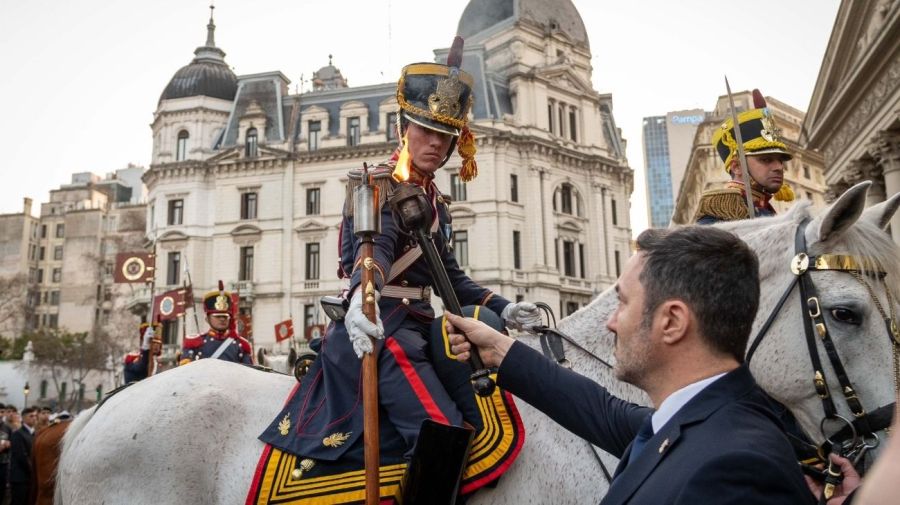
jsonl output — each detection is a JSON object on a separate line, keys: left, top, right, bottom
{"left": 745, "top": 218, "right": 899, "bottom": 466}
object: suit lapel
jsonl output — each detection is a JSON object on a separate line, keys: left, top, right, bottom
{"left": 603, "top": 425, "right": 683, "bottom": 504}
{"left": 601, "top": 367, "right": 756, "bottom": 504}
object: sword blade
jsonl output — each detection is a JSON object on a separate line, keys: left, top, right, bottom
{"left": 725, "top": 76, "right": 756, "bottom": 219}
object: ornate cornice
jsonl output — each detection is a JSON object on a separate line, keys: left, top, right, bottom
{"left": 822, "top": 55, "right": 900, "bottom": 166}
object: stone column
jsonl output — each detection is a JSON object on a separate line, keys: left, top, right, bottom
{"left": 870, "top": 131, "right": 900, "bottom": 242}
{"left": 846, "top": 158, "right": 885, "bottom": 204}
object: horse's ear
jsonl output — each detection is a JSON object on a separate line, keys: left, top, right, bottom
{"left": 860, "top": 190, "right": 900, "bottom": 231}
{"left": 815, "top": 181, "right": 872, "bottom": 242}
{"left": 288, "top": 347, "right": 298, "bottom": 368}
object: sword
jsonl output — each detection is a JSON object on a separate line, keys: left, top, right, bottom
{"left": 725, "top": 76, "right": 756, "bottom": 219}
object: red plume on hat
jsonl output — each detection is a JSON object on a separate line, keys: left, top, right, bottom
{"left": 447, "top": 36, "right": 464, "bottom": 68}
{"left": 752, "top": 89, "right": 767, "bottom": 108}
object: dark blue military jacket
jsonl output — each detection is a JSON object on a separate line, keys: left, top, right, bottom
{"left": 182, "top": 331, "right": 253, "bottom": 365}
{"left": 260, "top": 180, "right": 511, "bottom": 462}
{"left": 123, "top": 349, "right": 148, "bottom": 383}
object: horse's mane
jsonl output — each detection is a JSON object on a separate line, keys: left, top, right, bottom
{"left": 714, "top": 200, "right": 900, "bottom": 296}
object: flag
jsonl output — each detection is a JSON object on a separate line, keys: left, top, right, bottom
{"left": 305, "top": 324, "right": 326, "bottom": 342}
{"left": 274, "top": 319, "right": 294, "bottom": 342}
{"left": 179, "top": 284, "right": 195, "bottom": 311}
{"left": 114, "top": 252, "right": 155, "bottom": 283}
{"left": 154, "top": 289, "right": 185, "bottom": 321}
{"left": 236, "top": 314, "right": 253, "bottom": 338}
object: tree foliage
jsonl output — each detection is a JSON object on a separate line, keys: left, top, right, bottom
{"left": 26, "top": 328, "right": 116, "bottom": 411}
{"left": 0, "top": 274, "right": 29, "bottom": 338}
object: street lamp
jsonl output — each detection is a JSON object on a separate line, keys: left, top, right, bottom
{"left": 23, "top": 382, "right": 30, "bottom": 408}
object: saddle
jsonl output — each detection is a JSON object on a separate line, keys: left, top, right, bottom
{"left": 247, "top": 305, "right": 525, "bottom": 504}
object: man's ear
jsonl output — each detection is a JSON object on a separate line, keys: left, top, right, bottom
{"left": 659, "top": 300, "right": 689, "bottom": 345}
{"left": 729, "top": 157, "right": 742, "bottom": 178}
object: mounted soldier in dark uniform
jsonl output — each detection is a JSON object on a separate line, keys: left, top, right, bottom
{"left": 696, "top": 89, "right": 794, "bottom": 224}
{"left": 256, "top": 37, "right": 539, "bottom": 503}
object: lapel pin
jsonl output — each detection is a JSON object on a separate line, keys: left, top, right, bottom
{"left": 658, "top": 438, "right": 670, "bottom": 454}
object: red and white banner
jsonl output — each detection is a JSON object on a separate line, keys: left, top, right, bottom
{"left": 274, "top": 319, "right": 294, "bottom": 342}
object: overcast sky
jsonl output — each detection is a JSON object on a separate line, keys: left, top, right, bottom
{"left": 0, "top": 0, "right": 840, "bottom": 234}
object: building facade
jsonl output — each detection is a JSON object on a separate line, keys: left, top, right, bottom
{"left": 0, "top": 171, "right": 147, "bottom": 341}
{"left": 802, "top": 0, "right": 900, "bottom": 242}
{"left": 642, "top": 109, "right": 706, "bottom": 228}
{"left": 144, "top": 0, "right": 634, "bottom": 352}
{"left": 671, "top": 92, "right": 827, "bottom": 225}
{"left": 0, "top": 199, "right": 40, "bottom": 339}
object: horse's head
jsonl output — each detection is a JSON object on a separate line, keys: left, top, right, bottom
{"left": 724, "top": 182, "right": 900, "bottom": 465}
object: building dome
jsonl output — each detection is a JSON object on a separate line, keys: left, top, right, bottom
{"left": 456, "top": 0, "right": 589, "bottom": 49}
{"left": 159, "top": 8, "right": 238, "bottom": 102}
{"left": 311, "top": 55, "right": 348, "bottom": 91}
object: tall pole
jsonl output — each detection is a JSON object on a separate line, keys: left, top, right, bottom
{"left": 182, "top": 254, "right": 202, "bottom": 334}
{"left": 354, "top": 165, "right": 381, "bottom": 505}
{"left": 145, "top": 242, "right": 159, "bottom": 378}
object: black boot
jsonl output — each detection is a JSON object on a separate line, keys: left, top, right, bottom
{"left": 400, "top": 420, "right": 474, "bottom": 505}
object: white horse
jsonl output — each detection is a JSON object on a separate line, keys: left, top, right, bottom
{"left": 57, "top": 182, "right": 900, "bottom": 504}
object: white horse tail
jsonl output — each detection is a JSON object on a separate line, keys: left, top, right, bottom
{"left": 55, "top": 406, "right": 97, "bottom": 505}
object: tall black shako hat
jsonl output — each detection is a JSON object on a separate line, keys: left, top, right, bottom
{"left": 203, "top": 280, "right": 234, "bottom": 316}
{"left": 396, "top": 36, "right": 478, "bottom": 182}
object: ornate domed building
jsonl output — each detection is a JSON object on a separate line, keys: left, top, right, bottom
{"left": 142, "top": 1, "right": 633, "bottom": 353}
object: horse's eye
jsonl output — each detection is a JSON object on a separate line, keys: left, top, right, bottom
{"left": 830, "top": 307, "right": 861, "bottom": 325}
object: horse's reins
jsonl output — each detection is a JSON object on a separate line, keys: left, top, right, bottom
{"left": 528, "top": 303, "right": 616, "bottom": 483}
{"left": 745, "top": 217, "right": 900, "bottom": 481}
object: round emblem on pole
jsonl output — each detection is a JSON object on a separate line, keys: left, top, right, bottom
{"left": 309, "top": 325, "right": 323, "bottom": 340}
{"left": 159, "top": 295, "right": 176, "bottom": 317}
{"left": 278, "top": 324, "right": 289, "bottom": 339}
{"left": 122, "top": 257, "right": 146, "bottom": 281}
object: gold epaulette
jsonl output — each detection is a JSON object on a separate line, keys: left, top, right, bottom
{"left": 694, "top": 188, "right": 751, "bottom": 222}
{"left": 344, "top": 163, "right": 396, "bottom": 217}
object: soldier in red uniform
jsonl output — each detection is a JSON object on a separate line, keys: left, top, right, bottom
{"left": 180, "top": 281, "right": 252, "bottom": 365}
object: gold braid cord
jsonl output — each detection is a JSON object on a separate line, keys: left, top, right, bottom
{"left": 694, "top": 189, "right": 751, "bottom": 221}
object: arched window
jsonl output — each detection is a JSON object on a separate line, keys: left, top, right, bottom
{"left": 176, "top": 130, "right": 189, "bottom": 161}
{"left": 246, "top": 128, "right": 258, "bottom": 157}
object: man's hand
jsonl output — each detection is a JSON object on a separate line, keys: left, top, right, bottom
{"left": 501, "top": 301, "right": 542, "bottom": 331}
{"left": 445, "top": 312, "right": 514, "bottom": 368}
{"left": 805, "top": 453, "right": 861, "bottom": 505}
{"left": 346, "top": 290, "right": 384, "bottom": 358}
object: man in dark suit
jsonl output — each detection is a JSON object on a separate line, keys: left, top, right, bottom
{"left": 447, "top": 226, "right": 814, "bottom": 504}
{"left": 9, "top": 407, "right": 37, "bottom": 505}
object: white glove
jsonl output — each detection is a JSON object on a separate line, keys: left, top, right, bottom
{"left": 502, "top": 302, "right": 542, "bottom": 331}
{"left": 346, "top": 289, "right": 384, "bottom": 358}
{"left": 141, "top": 327, "right": 154, "bottom": 350}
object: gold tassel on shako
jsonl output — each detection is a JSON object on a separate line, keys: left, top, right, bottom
{"left": 773, "top": 183, "right": 795, "bottom": 202}
{"left": 458, "top": 126, "right": 478, "bottom": 182}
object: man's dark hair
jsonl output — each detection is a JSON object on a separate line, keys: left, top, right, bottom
{"left": 635, "top": 226, "right": 760, "bottom": 362}
{"left": 40, "top": 407, "right": 52, "bottom": 413}
{"left": 21, "top": 407, "right": 37, "bottom": 416}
